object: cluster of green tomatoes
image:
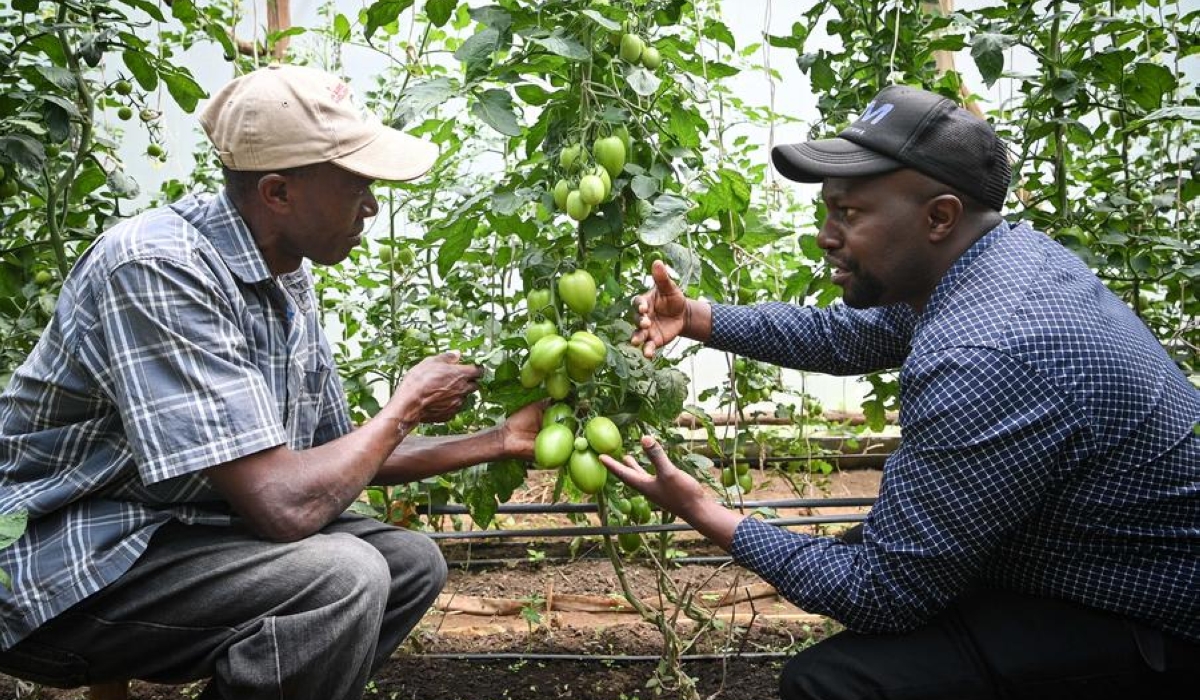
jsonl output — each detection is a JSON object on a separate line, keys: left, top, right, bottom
{"left": 523, "top": 268, "right": 623, "bottom": 497}
{"left": 551, "top": 129, "right": 629, "bottom": 222}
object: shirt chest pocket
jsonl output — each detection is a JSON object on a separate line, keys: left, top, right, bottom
{"left": 286, "top": 360, "right": 330, "bottom": 449}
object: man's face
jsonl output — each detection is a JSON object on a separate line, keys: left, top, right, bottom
{"left": 817, "top": 169, "right": 942, "bottom": 311}
{"left": 281, "top": 163, "right": 379, "bottom": 267}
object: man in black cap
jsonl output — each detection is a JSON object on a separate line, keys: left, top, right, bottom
{"left": 601, "top": 85, "right": 1199, "bottom": 699}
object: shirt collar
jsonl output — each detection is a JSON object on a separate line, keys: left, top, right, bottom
{"left": 181, "top": 192, "right": 275, "bottom": 285}
{"left": 918, "top": 219, "right": 1009, "bottom": 324}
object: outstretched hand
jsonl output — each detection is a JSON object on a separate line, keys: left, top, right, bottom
{"left": 499, "top": 399, "right": 546, "bottom": 461}
{"left": 394, "top": 351, "right": 483, "bottom": 424}
{"left": 599, "top": 435, "right": 709, "bottom": 519}
{"left": 600, "top": 435, "right": 744, "bottom": 551}
{"left": 630, "top": 260, "right": 690, "bottom": 359}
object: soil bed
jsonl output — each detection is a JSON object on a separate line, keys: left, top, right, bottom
{"left": 2, "top": 468, "right": 878, "bottom": 700}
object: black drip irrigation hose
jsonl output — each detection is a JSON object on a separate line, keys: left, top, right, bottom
{"left": 410, "top": 651, "right": 794, "bottom": 662}
{"left": 426, "top": 513, "right": 867, "bottom": 541}
{"left": 708, "top": 452, "right": 890, "bottom": 469}
{"left": 418, "top": 497, "right": 876, "bottom": 516}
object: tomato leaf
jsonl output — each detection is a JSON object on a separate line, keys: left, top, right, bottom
{"left": 472, "top": 88, "right": 523, "bottom": 136}
{"left": 161, "top": 67, "right": 207, "bottom": 113}
{"left": 662, "top": 242, "right": 701, "bottom": 290}
{"left": 364, "top": 0, "right": 416, "bottom": 40}
{"left": 121, "top": 49, "right": 158, "bottom": 91}
{"left": 625, "top": 67, "right": 661, "bottom": 97}
{"left": 0, "top": 512, "right": 27, "bottom": 550}
{"left": 393, "top": 77, "right": 457, "bottom": 127}
{"left": 580, "top": 9, "right": 621, "bottom": 31}
{"left": 637, "top": 194, "right": 691, "bottom": 245}
{"left": 425, "top": 0, "right": 457, "bottom": 27}
{"left": 527, "top": 29, "right": 589, "bottom": 61}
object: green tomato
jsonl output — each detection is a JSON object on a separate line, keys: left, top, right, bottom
{"left": 542, "top": 403, "right": 577, "bottom": 432}
{"left": 641, "top": 45, "right": 662, "bottom": 70}
{"left": 565, "top": 355, "right": 596, "bottom": 383}
{"left": 557, "top": 269, "right": 597, "bottom": 317}
{"left": 559, "top": 144, "right": 582, "bottom": 171}
{"left": 578, "top": 174, "right": 605, "bottom": 206}
{"left": 574, "top": 436, "right": 590, "bottom": 452}
{"left": 629, "top": 496, "right": 652, "bottom": 524}
{"left": 529, "top": 334, "right": 568, "bottom": 374}
{"left": 114, "top": 79, "right": 133, "bottom": 96}
{"left": 535, "top": 424, "right": 575, "bottom": 469}
{"left": 612, "top": 125, "right": 632, "bottom": 160}
{"left": 117, "top": 106, "right": 133, "bottom": 121}
{"left": 553, "top": 179, "right": 571, "bottom": 210}
{"left": 593, "top": 136, "right": 626, "bottom": 179}
{"left": 619, "top": 33, "right": 644, "bottom": 64}
{"left": 525, "top": 320, "right": 557, "bottom": 347}
{"left": 720, "top": 468, "right": 737, "bottom": 488}
{"left": 33, "top": 270, "right": 53, "bottom": 286}
{"left": 0, "top": 178, "right": 17, "bottom": 200}
{"left": 618, "top": 532, "right": 642, "bottom": 553}
{"left": 592, "top": 165, "right": 612, "bottom": 200}
{"left": 519, "top": 361, "right": 545, "bottom": 389}
{"left": 614, "top": 497, "right": 632, "bottom": 514}
{"left": 565, "top": 190, "right": 591, "bottom": 221}
{"left": 566, "top": 331, "right": 607, "bottom": 370}
{"left": 584, "top": 416, "right": 622, "bottom": 456}
{"left": 738, "top": 472, "right": 753, "bottom": 493}
{"left": 568, "top": 448, "right": 607, "bottom": 494}
{"left": 528, "top": 288, "right": 553, "bottom": 316}
{"left": 545, "top": 370, "right": 572, "bottom": 400}
{"left": 146, "top": 143, "right": 164, "bottom": 158}
{"left": 735, "top": 462, "right": 750, "bottom": 476}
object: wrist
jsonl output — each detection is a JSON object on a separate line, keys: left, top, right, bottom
{"left": 682, "top": 299, "right": 712, "bottom": 342}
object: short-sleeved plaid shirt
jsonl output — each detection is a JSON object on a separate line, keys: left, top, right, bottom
{"left": 714, "top": 221, "right": 1199, "bottom": 642}
{"left": 0, "top": 193, "right": 353, "bottom": 649}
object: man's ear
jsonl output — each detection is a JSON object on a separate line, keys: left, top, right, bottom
{"left": 927, "top": 194, "right": 963, "bottom": 243}
{"left": 257, "top": 173, "right": 291, "bottom": 214}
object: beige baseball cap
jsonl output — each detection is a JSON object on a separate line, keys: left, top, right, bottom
{"left": 199, "top": 64, "right": 438, "bottom": 181}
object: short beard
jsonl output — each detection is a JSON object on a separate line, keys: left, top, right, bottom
{"left": 840, "top": 269, "right": 885, "bottom": 309}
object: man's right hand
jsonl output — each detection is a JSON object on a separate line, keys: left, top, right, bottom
{"left": 600, "top": 435, "right": 743, "bottom": 551}
{"left": 393, "top": 351, "right": 483, "bottom": 424}
{"left": 631, "top": 260, "right": 694, "bottom": 358}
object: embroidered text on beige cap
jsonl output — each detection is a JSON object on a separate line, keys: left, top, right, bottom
{"left": 199, "top": 64, "right": 438, "bottom": 182}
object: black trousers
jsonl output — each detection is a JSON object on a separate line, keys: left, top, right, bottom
{"left": 781, "top": 525, "right": 1200, "bottom": 700}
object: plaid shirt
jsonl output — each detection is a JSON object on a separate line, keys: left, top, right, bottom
{"left": 717, "top": 221, "right": 1199, "bottom": 642}
{"left": 0, "top": 193, "right": 352, "bottom": 649}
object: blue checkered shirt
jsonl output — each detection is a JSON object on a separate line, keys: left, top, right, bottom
{"left": 717, "top": 221, "right": 1199, "bottom": 642}
{"left": 0, "top": 193, "right": 352, "bottom": 649}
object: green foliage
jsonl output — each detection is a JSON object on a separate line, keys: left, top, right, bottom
{"left": 0, "top": 6, "right": 1193, "bottom": 686}
{"left": 0, "top": 0, "right": 212, "bottom": 386}
{"left": 771, "top": 0, "right": 1198, "bottom": 420}
{"left": 0, "top": 511, "right": 27, "bottom": 588}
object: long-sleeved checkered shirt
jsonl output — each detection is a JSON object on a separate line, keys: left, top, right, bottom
{"left": 717, "top": 221, "right": 1199, "bottom": 642}
{"left": 0, "top": 193, "right": 352, "bottom": 649}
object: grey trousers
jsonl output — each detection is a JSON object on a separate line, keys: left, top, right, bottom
{"left": 0, "top": 514, "right": 447, "bottom": 700}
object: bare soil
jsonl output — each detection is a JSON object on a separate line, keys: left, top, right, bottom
{"left": 2, "top": 468, "right": 880, "bottom": 700}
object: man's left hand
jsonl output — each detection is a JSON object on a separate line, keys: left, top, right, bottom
{"left": 500, "top": 400, "right": 546, "bottom": 460}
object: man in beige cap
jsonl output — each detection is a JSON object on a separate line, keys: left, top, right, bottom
{"left": 0, "top": 64, "right": 541, "bottom": 699}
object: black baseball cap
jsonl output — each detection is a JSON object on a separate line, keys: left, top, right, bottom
{"left": 772, "top": 85, "right": 1011, "bottom": 211}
